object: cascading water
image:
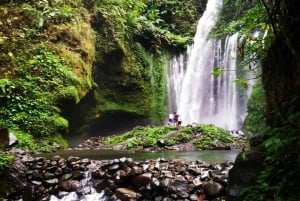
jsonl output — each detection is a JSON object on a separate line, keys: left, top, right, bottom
{"left": 167, "top": 0, "right": 251, "bottom": 130}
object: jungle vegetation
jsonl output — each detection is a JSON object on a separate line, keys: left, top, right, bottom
{"left": 0, "top": 0, "right": 299, "bottom": 200}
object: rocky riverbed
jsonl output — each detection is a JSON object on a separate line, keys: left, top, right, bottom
{"left": 1, "top": 147, "right": 233, "bottom": 201}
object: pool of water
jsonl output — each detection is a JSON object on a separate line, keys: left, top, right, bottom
{"left": 38, "top": 149, "right": 241, "bottom": 163}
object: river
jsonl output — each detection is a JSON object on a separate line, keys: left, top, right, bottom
{"left": 37, "top": 149, "right": 241, "bottom": 163}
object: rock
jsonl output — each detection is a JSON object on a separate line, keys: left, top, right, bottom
{"left": 203, "top": 180, "right": 224, "bottom": 198}
{"left": 59, "top": 180, "right": 81, "bottom": 192}
{"left": 0, "top": 126, "right": 9, "bottom": 149}
{"left": 22, "top": 186, "right": 33, "bottom": 201}
{"left": 9, "top": 133, "right": 18, "bottom": 147}
{"left": 2, "top": 148, "right": 234, "bottom": 201}
{"left": 115, "top": 187, "right": 137, "bottom": 201}
{"left": 72, "top": 170, "right": 84, "bottom": 180}
{"left": 45, "top": 178, "right": 59, "bottom": 185}
{"left": 227, "top": 149, "right": 264, "bottom": 201}
{"left": 107, "top": 163, "right": 120, "bottom": 175}
{"left": 157, "top": 139, "right": 165, "bottom": 147}
{"left": 192, "top": 177, "right": 202, "bottom": 186}
{"left": 0, "top": 158, "right": 29, "bottom": 199}
{"left": 60, "top": 173, "right": 72, "bottom": 181}
{"left": 112, "top": 142, "right": 127, "bottom": 150}
{"left": 132, "top": 166, "right": 143, "bottom": 174}
{"left": 132, "top": 173, "right": 152, "bottom": 189}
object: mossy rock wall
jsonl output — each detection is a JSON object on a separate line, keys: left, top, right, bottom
{"left": 0, "top": 0, "right": 204, "bottom": 145}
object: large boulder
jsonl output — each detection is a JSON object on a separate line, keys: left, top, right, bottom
{"left": 0, "top": 155, "right": 29, "bottom": 200}
{"left": 226, "top": 149, "right": 264, "bottom": 201}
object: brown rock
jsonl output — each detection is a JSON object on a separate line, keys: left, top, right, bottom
{"left": 115, "top": 187, "right": 137, "bottom": 201}
{"left": 132, "top": 173, "right": 152, "bottom": 188}
{"left": 59, "top": 180, "right": 80, "bottom": 192}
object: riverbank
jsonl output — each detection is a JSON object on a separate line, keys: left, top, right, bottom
{"left": 1, "top": 147, "right": 234, "bottom": 201}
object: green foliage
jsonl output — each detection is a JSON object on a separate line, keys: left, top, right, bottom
{"left": 193, "top": 124, "right": 234, "bottom": 149}
{"left": 0, "top": 45, "right": 79, "bottom": 138}
{"left": 243, "top": 113, "right": 300, "bottom": 200}
{"left": 243, "top": 80, "right": 268, "bottom": 134}
{"left": 212, "top": 1, "right": 272, "bottom": 94}
{"left": 0, "top": 153, "right": 14, "bottom": 171}
{"left": 233, "top": 78, "right": 249, "bottom": 89}
{"left": 104, "top": 124, "right": 236, "bottom": 150}
{"left": 104, "top": 126, "right": 175, "bottom": 149}
{"left": 211, "top": 67, "right": 223, "bottom": 77}
{"left": 13, "top": 130, "right": 39, "bottom": 151}
{"left": 150, "top": 54, "right": 168, "bottom": 122}
{"left": 96, "top": 0, "right": 198, "bottom": 50}
{"left": 12, "top": 129, "right": 67, "bottom": 153}
{"left": 165, "top": 132, "right": 191, "bottom": 146}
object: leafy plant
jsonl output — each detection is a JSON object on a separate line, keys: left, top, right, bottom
{"left": 0, "top": 153, "right": 14, "bottom": 171}
{"left": 243, "top": 117, "right": 300, "bottom": 200}
{"left": 193, "top": 124, "right": 234, "bottom": 149}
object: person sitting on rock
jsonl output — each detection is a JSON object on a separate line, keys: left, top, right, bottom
{"left": 174, "top": 112, "right": 179, "bottom": 126}
{"left": 168, "top": 113, "right": 174, "bottom": 125}
{"left": 177, "top": 115, "right": 182, "bottom": 128}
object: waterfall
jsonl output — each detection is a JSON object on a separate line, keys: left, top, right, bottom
{"left": 167, "top": 0, "right": 250, "bottom": 130}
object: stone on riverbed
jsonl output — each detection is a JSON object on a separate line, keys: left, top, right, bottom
{"left": 2, "top": 148, "right": 235, "bottom": 201}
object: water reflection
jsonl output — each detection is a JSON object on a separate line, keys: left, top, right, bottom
{"left": 38, "top": 149, "right": 241, "bottom": 163}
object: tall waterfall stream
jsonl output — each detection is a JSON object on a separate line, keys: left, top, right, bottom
{"left": 167, "top": 0, "right": 252, "bottom": 130}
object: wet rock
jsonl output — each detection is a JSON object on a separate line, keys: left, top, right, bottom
{"left": 43, "top": 171, "right": 55, "bottom": 179}
{"left": 45, "top": 178, "right": 59, "bottom": 185}
{"left": 227, "top": 149, "right": 264, "bottom": 201}
{"left": 59, "top": 180, "right": 81, "bottom": 192}
{"left": 115, "top": 187, "right": 137, "bottom": 201}
{"left": 107, "top": 163, "right": 120, "bottom": 175}
{"left": 132, "top": 172, "right": 152, "bottom": 189}
{"left": 94, "top": 180, "right": 109, "bottom": 192}
{"left": 72, "top": 170, "right": 84, "bottom": 180}
{"left": 203, "top": 180, "right": 224, "bottom": 198}
{"left": 2, "top": 149, "right": 234, "bottom": 201}
{"left": 132, "top": 165, "right": 143, "bottom": 174}
{"left": 60, "top": 173, "right": 72, "bottom": 181}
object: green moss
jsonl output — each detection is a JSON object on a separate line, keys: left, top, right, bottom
{"left": 12, "top": 130, "right": 39, "bottom": 151}
{"left": 243, "top": 80, "right": 268, "bottom": 134}
{"left": 104, "top": 126, "right": 175, "bottom": 149}
{"left": 103, "top": 124, "right": 236, "bottom": 150}
{"left": 192, "top": 124, "right": 234, "bottom": 149}
{"left": 0, "top": 0, "right": 200, "bottom": 151}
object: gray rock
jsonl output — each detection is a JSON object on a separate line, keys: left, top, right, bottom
{"left": 9, "top": 133, "right": 18, "bottom": 147}
{"left": 203, "top": 180, "right": 224, "bottom": 198}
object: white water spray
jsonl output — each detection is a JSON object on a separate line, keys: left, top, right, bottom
{"left": 167, "top": 0, "right": 251, "bottom": 130}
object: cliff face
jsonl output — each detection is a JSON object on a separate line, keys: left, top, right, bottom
{"left": 0, "top": 1, "right": 95, "bottom": 141}
{"left": 0, "top": 0, "right": 203, "bottom": 142}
